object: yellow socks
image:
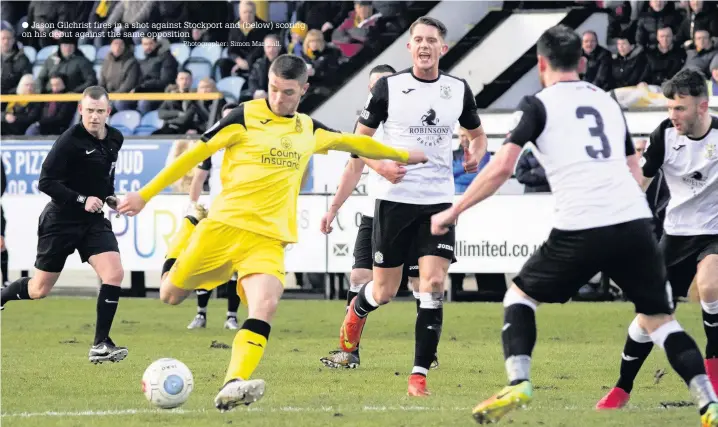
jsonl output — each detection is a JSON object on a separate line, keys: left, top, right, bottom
{"left": 224, "top": 319, "right": 271, "bottom": 384}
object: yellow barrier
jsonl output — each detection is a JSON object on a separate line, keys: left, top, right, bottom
{"left": 0, "top": 92, "right": 223, "bottom": 103}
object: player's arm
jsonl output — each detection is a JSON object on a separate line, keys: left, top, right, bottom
{"left": 328, "top": 156, "right": 366, "bottom": 214}
{"left": 312, "top": 120, "right": 425, "bottom": 164}
{"left": 189, "top": 158, "right": 211, "bottom": 203}
{"left": 432, "top": 95, "right": 545, "bottom": 234}
{"left": 638, "top": 121, "right": 668, "bottom": 191}
{"left": 137, "top": 106, "right": 245, "bottom": 202}
{"left": 118, "top": 106, "right": 246, "bottom": 215}
{"left": 459, "top": 79, "right": 488, "bottom": 171}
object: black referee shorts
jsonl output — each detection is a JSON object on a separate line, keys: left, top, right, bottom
{"left": 35, "top": 204, "right": 119, "bottom": 273}
{"left": 660, "top": 234, "right": 718, "bottom": 299}
{"left": 514, "top": 218, "right": 673, "bottom": 315}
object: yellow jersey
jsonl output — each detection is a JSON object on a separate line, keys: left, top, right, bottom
{"left": 138, "top": 99, "right": 411, "bottom": 243}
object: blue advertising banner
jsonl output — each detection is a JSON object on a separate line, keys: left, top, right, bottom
{"left": 2, "top": 139, "right": 176, "bottom": 195}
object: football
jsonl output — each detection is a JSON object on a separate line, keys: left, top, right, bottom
{"left": 142, "top": 358, "right": 194, "bottom": 409}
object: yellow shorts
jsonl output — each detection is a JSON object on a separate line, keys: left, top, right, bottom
{"left": 168, "top": 218, "right": 285, "bottom": 301}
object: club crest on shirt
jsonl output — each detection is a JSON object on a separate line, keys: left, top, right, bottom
{"left": 440, "top": 85, "right": 451, "bottom": 99}
{"left": 705, "top": 143, "right": 716, "bottom": 160}
{"left": 281, "top": 137, "right": 292, "bottom": 150}
{"left": 295, "top": 117, "right": 303, "bottom": 133}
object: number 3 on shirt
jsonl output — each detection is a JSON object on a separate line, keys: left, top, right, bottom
{"left": 576, "top": 106, "right": 611, "bottom": 159}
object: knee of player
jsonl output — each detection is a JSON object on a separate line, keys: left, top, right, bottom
{"left": 418, "top": 275, "right": 445, "bottom": 293}
{"left": 697, "top": 255, "right": 718, "bottom": 288}
{"left": 350, "top": 269, "right": 372, "bottom": 287}
{"left": 102, "top": 268, "right": 124, "bottom": 286}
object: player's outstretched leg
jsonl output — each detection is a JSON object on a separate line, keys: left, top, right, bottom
{"left": 473, "top": 285, "right": 535, "bottom": 424}
{"left": 596, "top": 316, "right": 654, "bottom": 409}
{"left": 698, "top": 256, "right": 718, "bottom": 391}
{"left": 639, "top": 314, "right": 718, "bottom": 426}
{"left": 215, "top": 274, "right": 282, "bottom": 412}
{"left": 320, "top": 277, "right": 365, "bottom": 369}
{"left": 164, "top": 202, "right": 208, "bottom": 280}
{"left": 224, "top": 278, "right": 240, "bottom": 329}
{"left": 188, "top": 289, "right": 212, "bottom": 329}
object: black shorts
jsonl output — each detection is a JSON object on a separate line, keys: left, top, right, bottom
{"left": 372, "top": 200, "right": 455, "bottom": 269}
{"left": 354, "top": 215, "right": 419, "bottom": 278}
{"left": 661, "top": 234, "right": 718, "bottom": 299}
{"left": 35, "top": 204, "right": 119, "bottom": 273}
{"left": 514, "top": 218, "right": 673, "bottom": 315}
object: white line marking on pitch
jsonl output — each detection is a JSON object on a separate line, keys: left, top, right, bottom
{"left": 1, "top": 406, "right": 469, "bottom": 418}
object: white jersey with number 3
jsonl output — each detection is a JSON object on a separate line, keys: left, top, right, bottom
{"left": 507, "top": 81, "right": 651, "bottom": 230}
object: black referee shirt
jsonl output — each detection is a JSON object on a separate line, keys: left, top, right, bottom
{"left": 38, "top": 123, "right": 124, "bottom": 215}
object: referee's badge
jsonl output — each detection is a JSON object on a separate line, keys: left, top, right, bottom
{"left": 440, "top": 85, "right": 451, "bottom": 99}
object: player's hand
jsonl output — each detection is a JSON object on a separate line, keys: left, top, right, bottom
{"left": 377, "top": 161, "right": 407, "bottom": 184}
{"left": 105, "top": 196, "right": 121, "bottom": 218}
{"left": 117, "top": 192, "right": 147, "bottom": 217}
{"left": 84, "top": 196, "right": 104, "bottom": 213}
{"left": 320, "top": 210, "right": 337, "bottom": 234}
{"left": 463, "top": 146, "right": 478, "bottom": 173}
{"left": 0, "top": 236, "right": 5, "bottom": 252}
{"left": 406, "top": 150, "right": 428, "bottom": 165}
{"left": 431, "top": 206, "right": 459, "bottom": 236}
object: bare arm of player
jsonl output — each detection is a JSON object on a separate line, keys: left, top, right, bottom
{"left": 320, "top": 157, "right": 366, "bottom": 234}
{"left": 353, "top": 123, "right": 408, "bottom": 184}
{"left": 188, "top": 169, "right": 209, "bottom": 203}
{"left": 464, "top": 125, "right": 488, "bottom": 173}
{"left": 431, "top": 143, "right": 522, "bottom": 236}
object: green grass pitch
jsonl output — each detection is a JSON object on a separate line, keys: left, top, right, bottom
{"left": 0, "top": 298, "right": 707, "bottom": 426}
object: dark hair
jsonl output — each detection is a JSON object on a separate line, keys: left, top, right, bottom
{"left": 582, "top": 30, "right": 597, "bottom": 39}
{"left": 370, "top": 64, "right": 396, "bottom": 75}
{"left": 269, "top": 54, "right": 308, "bottom": 84}
{"left": 178, "top": 68, "right": 193, "bottom": 77}
{"left": 536, "top": 25, "right": 582, "bottom": 72}
{"left": 222, "top": 103, "right": 238, "bottom": 114}
{"left": 409, "top": 16, "right": 447, "bottom": 39}
{"left": 82, "top": 86, "right": 109, "bottom": 100}
{"left": 49, "top": 72, "right": 68, "bottom": 85}
{"left": 662, "top": 68, "right": 708, "bottom": 99}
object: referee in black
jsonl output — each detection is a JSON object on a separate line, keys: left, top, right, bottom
{"left": 1, "top": 86, "right": 128, "bottom": 364}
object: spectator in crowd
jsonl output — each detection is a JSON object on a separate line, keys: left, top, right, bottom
{"left": 711, "top": 55, "right": 718, "bottom": 96}
{"left": 153, "top": 70, "right": 202, "bottom": 135}
{"left": 676, "top": 0, "right": 718, "bottom": 48}
{"left": 1, "top": 25, "right": 31, "bottom": 95}
{"left": 515, "top": 149, "right": 550, "bottom": 193}
{"left": 453, "top": 127, "right": 489, "bottom": 194}
{"left": 105, "top": 0, "right": 157, "bottom": 45}
{"left": 605, "top": 1, "right": 635, "bottom": 41}
{"left": 133, "top": 36, "right": 179, "bottom": 114}
{"left": 640, "top": 26, "right": 686, "bottom": 86}
{"left": 580, "top": 30, "right": 612, "bottom": 90}
{"left": 187, "top": 77, "right": 226, "bottom": 134}
{"left": 294, "top": 1, "right": 353, "bottom": 42}
{"left": 1, "top": 74, "right": 41, "bottom": 136}
{"left": 242, "top": 33, "right": 284, "bottom": 101}
{"left": 35, "top": 37, "right": 97, "bottom": 94}
{"left": 100, "top": 36, "right": 141, "bottom": 111}
{"left": 26, "top": 1, "right": 92, "bottom": 49}
{"left": 79, "top": 0, "right": 118, "bottom": 48}
{"left": 634, "top": 0, "right": 683, "bottom": 50}
{"left": 332, "top": 1, "right": 382, "bottom": 58}
{"left": 24, "top": 72, "right": 76, "bottom": 136}
{"left": 288, "top": 23, "right": 309, "bottom": 56}
{"left": 302, "top": 29, "right": 342, "bottom": 92}
{"left": 218, "top": 0, "right": 271, "bottom": 79}
{"left": 683, "top": 28, "right": 717, "bottom": 77}
{"left": 611, "top": 33, "right": 648, "bottom": 88}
